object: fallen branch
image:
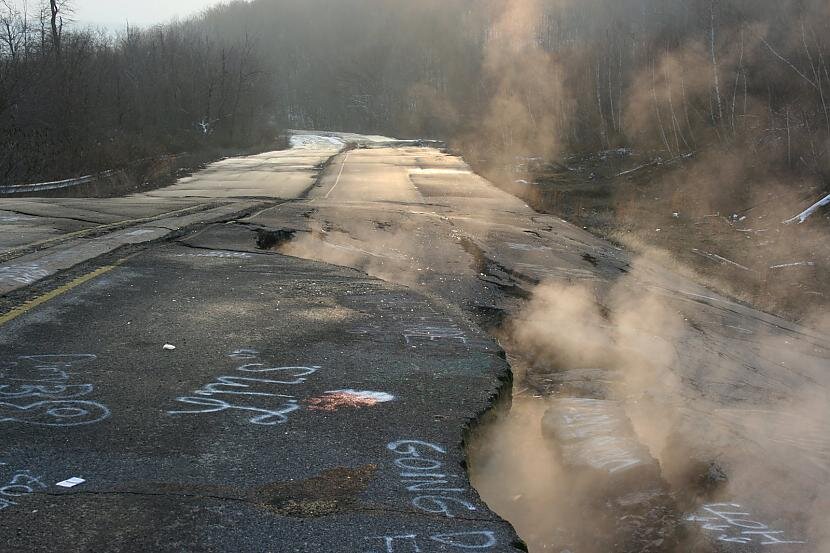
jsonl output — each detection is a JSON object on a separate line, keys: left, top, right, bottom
{"left": 616, "top": 152, "right": 694, "bottom": 178}
{"left": 691, "top": 248, "right": 750, "bottom": 271}
{"left": 769, "top": 261, "right": 816, "bottom": 269}
{"left": 783, "top": 193, "right": 830, "bottom": 224}
{"left": 761, "top": 37, "right": 819, "bottom": 91}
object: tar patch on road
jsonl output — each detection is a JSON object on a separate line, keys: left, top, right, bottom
{"left": 254, "top": 465, "right": 377, "bottom": 517}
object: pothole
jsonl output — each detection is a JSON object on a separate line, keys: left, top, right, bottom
{"left": 255, "top": 228, "right": 297, "bottom": 250}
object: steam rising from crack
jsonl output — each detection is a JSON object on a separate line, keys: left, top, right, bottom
{"left": 470, "top": 258, "right": 830, "bottom": 552}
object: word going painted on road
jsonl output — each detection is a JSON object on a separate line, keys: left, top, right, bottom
{"left": 686, "top": 503, "right": 806, "bottom": 546}
{"left": 0, "top": 264, "right": 50, "bottom": 286}
{"left": 387, "top": 440, "right": 479, "bottom": 519}
{"left": 365, "top": 531, "right": 498, "bottom": 552}
{"left": 166, "top": 349, "right": 319, "bottom": 425}
{"left": 0, "top": 354, "right": 110, "bottom": 427}
{"left": 0, "top": 464, "right": 47, "bottom": 513}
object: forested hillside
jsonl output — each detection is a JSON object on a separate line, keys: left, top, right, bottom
{"left": 3, "top": 0, "right": 830, "bottom": 188}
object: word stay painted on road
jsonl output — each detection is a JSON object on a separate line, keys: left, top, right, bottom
{"left": 0, "top": 354, "right": 110, "bottom": 427}
{"left": 166, "top": 349, "right": 319, "bottom": 425}
{"left": 686, "top": 503, "right": 806, "bottom": 547}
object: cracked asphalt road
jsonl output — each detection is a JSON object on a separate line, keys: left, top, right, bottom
{"left": 0, "top": 137, "right": 523, "bottom": 552}
{"left": 242, "top": 146, "right": 829, "bottom": 552}
{"left": 0, "top": 238, "right": 517, "bottom": 551}
{"left": 1, "top": 135, "right": 828, "bottom": 552}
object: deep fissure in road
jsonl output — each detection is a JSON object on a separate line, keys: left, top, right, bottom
{"left": 262, "top": 216, "right": 695, "bottom": 551}
{"left": 464, "top": 276, "right": 819, "bottom": 552}
{"left": 254, "top": 181, "right": 820, "bottom": 552}
{"left": 466, "top": 351, "right": 690, "bottom": 553}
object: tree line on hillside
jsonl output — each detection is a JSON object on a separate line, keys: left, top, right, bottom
{"left": 2, "top": 0, "right": 829, "bottom": 186}
{"left": 0, "top": 0, "right": 271, "bottom": 184}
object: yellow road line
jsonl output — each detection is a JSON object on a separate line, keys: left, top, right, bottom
{"left": 0, "top": 257, "right": 130, "bottom": 327}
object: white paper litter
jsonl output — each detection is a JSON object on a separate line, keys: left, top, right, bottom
{"left": 56, "top": 477, "right": 85, "bottom": 488}
{"left": 163, "top": 344, "right": 176, "bottom": 351}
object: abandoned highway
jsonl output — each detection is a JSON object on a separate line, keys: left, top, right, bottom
{"left": 0, "top": 132, "right": 827, "bottom": 552}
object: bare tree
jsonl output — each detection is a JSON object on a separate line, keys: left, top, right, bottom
{"left": 48, "top": 0, "right": 61, "bottom": 56}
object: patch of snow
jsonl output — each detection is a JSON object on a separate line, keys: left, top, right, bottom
{"left": 287, "top": 129, "right": 400, "bottom": 151}
{"left": 289, "top": 134, "right": 345, "bottom": 150}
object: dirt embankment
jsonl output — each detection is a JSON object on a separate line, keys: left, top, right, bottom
{"left": 472, "top": 149, "right": 830, "bottom": 325}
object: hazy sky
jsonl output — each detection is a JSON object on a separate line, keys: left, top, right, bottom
{"left": 70, "top": 0, "right": 226, "bottom": 26}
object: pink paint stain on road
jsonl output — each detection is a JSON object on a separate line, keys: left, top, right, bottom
{"left": 305, "top": 390, "right": 395, "bottom": 411}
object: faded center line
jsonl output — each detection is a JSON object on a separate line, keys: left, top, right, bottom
{"left": 0, "top": 255, "right": 135, "bottom": 327}
{"left": 324, "top": 152, "right": 350, "bottom": 200}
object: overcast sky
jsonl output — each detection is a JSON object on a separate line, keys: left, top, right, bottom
{"left": 70, "top": 0, "right": 226, "bottom": 26}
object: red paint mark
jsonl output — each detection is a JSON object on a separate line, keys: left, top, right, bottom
{"left": 305, "top": 391, "right": 387, "bottom": 411}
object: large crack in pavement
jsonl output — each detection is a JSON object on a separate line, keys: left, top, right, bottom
{"left": 259, "top": 217, "right": 692, "bottom": 551}
{"left": 234, "top": 144, "right": 827, "bottom": 552}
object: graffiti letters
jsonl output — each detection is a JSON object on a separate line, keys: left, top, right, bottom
{"left": 686, "top": 503, "right": 806, "bottom": 546}
{"left": 0, "top": 354, "right": 109, "bottom": 427}
{"left": 167, "top": 350, "right": 318, "bottom": 426}
{"left": 365, "top": 531, "right": 498, "bottom": 552}
{"left": 387, "top": 440, "right": 478, "bottom": 519}
{"left": 0, "top": 468, "right": 46, "bottom": 513}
